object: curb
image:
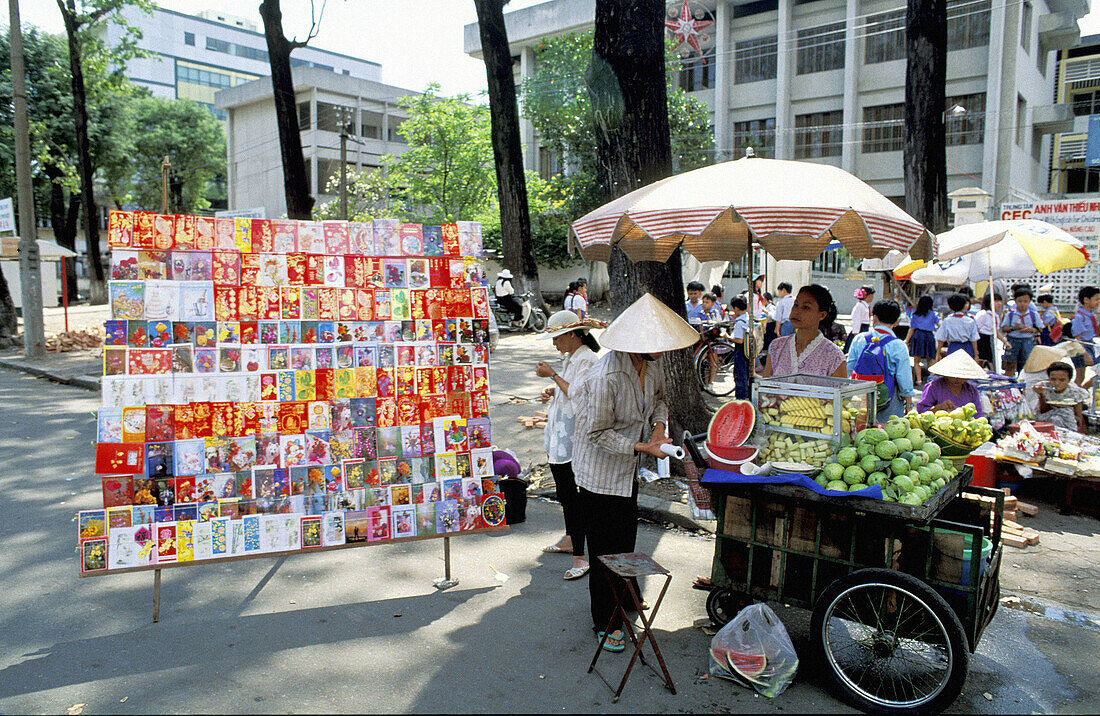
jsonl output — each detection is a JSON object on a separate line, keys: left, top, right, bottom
{"left": 0, "top": 357, "right": 100, "bottom": 392}
{"left": 531, "top": 486, "right": 716, "bottom": 534}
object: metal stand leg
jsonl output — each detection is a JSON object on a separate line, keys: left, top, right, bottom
{"left": 152, "top": 569, "right": 162, "bottom": 623}
{"left": 433, "top": 536, "right": 459, "bottom": 591}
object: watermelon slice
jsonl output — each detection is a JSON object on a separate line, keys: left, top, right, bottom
{"left": 727, "top": 650, "right": 767, "bottom": 679}
{"left": 707, "top": 400, "right": 756, "bottom": 447}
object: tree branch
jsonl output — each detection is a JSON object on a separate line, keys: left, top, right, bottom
{"left": 289, "top": 0, "right": 329, "bottom": 48}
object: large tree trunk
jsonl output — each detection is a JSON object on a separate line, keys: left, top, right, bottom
{"left": 904, "top": 0, "right": 949, "bottom": 235}
{"left": 591, "top": 0, "right": 709, "bottom": 435}
{"left": 59, "top": 0, "right": 106, "bottom": 304}
{"left": 46, "top": 164, "right": 79, "bottom": 302}
{"left": 472, "top": 0, "right": 545, "bottom": 310}
{"left": 259, "top": 0, "right": 315, "bottom": 220}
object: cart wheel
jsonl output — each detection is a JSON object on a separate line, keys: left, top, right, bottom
{"left": 810, "top": 569, "right": 969, "bottom": 715}
{"left": 706, "top": 588, "right": 747, "bottom": 626}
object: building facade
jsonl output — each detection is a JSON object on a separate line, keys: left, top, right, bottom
{"left": 464, "top": 0, "right": 1087, "bottom": 309}
{"left": 1049, "top": 33, "right": 1100, "bottom": 193}
{"left": 215, "top": 67, "right": 418, "bottom": 218}
{"left": 100, "top": 6, "right": 382, "bottom": 120}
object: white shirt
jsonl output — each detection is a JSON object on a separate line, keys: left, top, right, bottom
{"left": 494, "top": 278, "right": 514, "bottom": 298}
{"left": 564, "top": 293, "right": 588, "bottom": 317}
{"left": 849, "top": 300, "right": 871, "bottom": 333}
{"left": 752, "top": 293, "right": 766, "bottom": 320}
{"left": 773, "top": 294, "right": 794, "bottom": 324}
{"left": 544, "top": 345, "right": 599, "bottom": 464}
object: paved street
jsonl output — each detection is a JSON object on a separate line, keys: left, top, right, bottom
{"left": 1, "top": 365, "right": 1099, "bottom": 714}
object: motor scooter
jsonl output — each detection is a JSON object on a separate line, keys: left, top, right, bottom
{"left": 490, "top": 292, "right": 547, "bottom": 333}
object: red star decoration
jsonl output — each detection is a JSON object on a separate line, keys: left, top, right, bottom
{"left": 665, "top": 0, "right": 714, "bottom": 62}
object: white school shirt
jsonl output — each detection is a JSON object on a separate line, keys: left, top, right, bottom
{"left": 849, "top": 300, "right": 871, "bottom": 332}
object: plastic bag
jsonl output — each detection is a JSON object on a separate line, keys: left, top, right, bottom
{"left": 708, "top": 603, "right": 798, "bottom": 698}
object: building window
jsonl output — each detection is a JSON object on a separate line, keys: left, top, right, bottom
{"left": 1020, "top": 1, "right": 1032, "bottom": 52}
{"left": 795, "top": 110, "right": 843, "bottom": 158}
{"left": 1071, "top": 89, "right": 1100, "bottom": 116}
{"left": 796, "top": 22, "right": 845, "bottom": 75}
{"left": 676, "top": 48, "right": 716, "bottom": 91}
{"left": 864, "top": 10, "right": 904, "bottom": 64}
{"left": 360, "top": 110, "right": 382, "bottom": 139}
{"left": 734, "top": 35, "right": 777, "bottom": 84}
{"left": 947, "top": 0, "right": 991, "bottom": 50}
{"left": 945, "top": 92, "right": 985, "bottom": 145}
{"left": 1016, "top": 95, "right": 1027, "bottom": 146}
{"left": 290, "top": 57, "right": 334, "bottom": 72}
{"left": 316, "top": 102, "right": 355, "bottom": 133}
{"left": 184, "top": 32, "right": 195, "bottom": 46}
{"left": 387, "top": 118, "right": 406, "bottom": 143}
{"left": 206, "top": 36, "right": 269, "bottom": 62}
{"left": 812, "top": 246, "right": 852, "bottom": 276}
{"left": 176, "top": 64, "right": 233, "bottom": 89}
{"left": 862, "top": 103, "right": 904, "bottom": 153}
{"left": 538, "top": 146, "right": 562, "bottom": 180}
{"left": 732, "top": 118, "right": 776, "bottom": 157}
{"left": 298, "top": 102, "right": 311, "bottom": 130}
{"left": 1066, "top": 167, "right": 1100, "bottom": 193}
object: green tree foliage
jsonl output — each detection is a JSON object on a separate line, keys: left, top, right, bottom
{"left": 315, "top": 168, "right": 405, "bottom": 222}
{"left": 115, "top": 95, "right": 226, "bottom": 212}
{"left": 388, "top": 84, "right": 496, "bottom": 224}
{"left": 519, "top": 30, "right": 714, "bottom": 220}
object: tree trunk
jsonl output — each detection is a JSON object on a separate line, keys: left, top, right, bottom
{"left": 904, "top": 0, "right": 948, "bottom": 235}
{"left": 259, "top": 0, "right": 315, "bottom": 220}
{"left": 591, "top": 0, "right": 709, "bottom": 435}
{"left": 59, "top": 0, "right": 106, "bottom": 304}
{"left": 472, "top": 0, "right": 545, "bottom": 311}
{"left": 46, "top": 165, "right": 79, "bottom": 302}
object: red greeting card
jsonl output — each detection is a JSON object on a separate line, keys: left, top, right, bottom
{"left": 146, "top": 405, "right": 175, "bottom": 441}
{"left": 195, "top": 216, "right": 216, "bottom": 251}
{"left": 278, "top": 401, "right": 307, "bottom": 434}
{"left": 260, "top": 372, "right": 279, "bottom": 401}
{"left": 272, "top": 220, "right": 298, "bottom": 252}
{"left": 314, "top": 368, "right": 335, "bottom": 401}
{"left": 133, "top": 211, "right": 156, "bottom": 249}
{"left": 212, "top": 249, "right": 241, "bottom": 286}
{"left": 318, "top": 288, "right": 338, "bottom": 320}
{"left": 323, "top": 220, "right": 350, "bottom": 255}
{"left": 280, "top": 287, "right": 301, "bottom": 319}
{"left": 258, "top": 286, "right": 281, "bottom": 320}
{"left": 238, "top": 286, "right": 259, "bottom": 322}
{"left": 345, "top": 255, "right": 369, "bottom": 288}
{"left": 428, "top": 258, "right": 449, "bottom": 289}
{"left": 153, "top": 213, "right": 175, "bottom": 250}
{"left": 355, "top": 367, "right": 376, "bottom": 398}
{"left": 211, "top": 402, "right": 234, "bottom": 437}
{"left": 108, "top": 210, "right": 134, "bottom": 248}
{"left": 251, "top": 219, "right": 275, "bottom": 253}
{"left": 191, "top": 401, "right": 214, "bottom": 438}
{"left": 240, "top": 321, "right": 259, "bottom": 344}
{"left": 397, "top": 395, "right": 421, "bottom": 426}
{"left": 305, "top": 254, "right": 325, "bottom": 286}
{"left": 174, "top": 403, "right": 195, "bottom": 439}
{"left": 101, "top": 476, "right": 135, "bottom": 508}
{"left": 441, "top": 223, "right": 460, "bottom": 257}
{"left": 214, "top": 287, "right": 238, "bottom": 322}
{"left": 357, "top": 289, "right": 374, "bottom": 321}
{"left": 470, "top": 390, "right": 489, "bottom": 419}
{"left": 376, "top": 397, "right": 398, "bottom": 428}
{"left": 286, "top": 253, "right": 307, "bottom": 285}
{"left": 174, "top": 214, "right": 197, "bottom": 250}
{"left": 240, "top": 252, "right": 262, "bottom": 286}
{"left": 95, "top": 443, "right": 145, "bottom": 475}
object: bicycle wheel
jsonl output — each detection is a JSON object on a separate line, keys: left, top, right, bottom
{"left": 695, "top": 339, "right": 739, "bottom": 397}
{"left": 528, "top": 309, "right": 547, "bottom": 332}
{"left": 810, "top": 568, "right": 969, "bottom": 715}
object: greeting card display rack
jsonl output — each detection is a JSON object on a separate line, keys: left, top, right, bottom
{"left": 78, "top": 212, "right": 508, "bottom": 622}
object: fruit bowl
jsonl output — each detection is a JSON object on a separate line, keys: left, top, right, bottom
{"left": 770, "top": 461, "right": 820, "bottom": 477}
{"left": 704, "top": 442, "right": 759, "bottom": 466}
{"left": 926, "top": 428, "right": 980, "bottom": 457}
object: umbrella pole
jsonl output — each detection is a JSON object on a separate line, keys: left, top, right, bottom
{"left": 986, "top": 246, "right": 1000, "bottom": 375}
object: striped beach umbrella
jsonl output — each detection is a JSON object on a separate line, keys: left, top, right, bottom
{"left": 569, "top": 156, "right": 935, "bottom": 263}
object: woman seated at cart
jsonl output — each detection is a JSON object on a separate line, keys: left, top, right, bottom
{"left": 761, "top": 284, "right": 847, "bottom": 379}
{"left": 914, "top": 350, "right": 986, "bottom": 416}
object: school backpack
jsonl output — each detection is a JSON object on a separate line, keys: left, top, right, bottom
{"left": 850, "top": 331, "right": 897, "bottom": 410}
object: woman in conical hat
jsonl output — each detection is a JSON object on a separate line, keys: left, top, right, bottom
{"left": 914, "top": 349, "right": 987, "bottom": 415}
{"left": 534, "top": 310, "right": 605, "bottom": 581}
{"left": 571, "top": 293, "right": 697, "bottom": 653}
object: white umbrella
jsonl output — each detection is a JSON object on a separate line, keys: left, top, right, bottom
{"left": 569, "top": 156, "right": 934, "bottom": 263}
{"left": 910, "top": 220, "right": 1089, "bottom": 285}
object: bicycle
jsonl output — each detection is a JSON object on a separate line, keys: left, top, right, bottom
{"left": 692, "top": 322, "right": 741, "bottom": 397}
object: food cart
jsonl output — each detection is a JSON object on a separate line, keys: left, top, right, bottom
{"left": 685, "top": 429, "right": 1002, "bottom": 714}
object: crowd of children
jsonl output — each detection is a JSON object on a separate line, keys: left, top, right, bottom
{"left": 685, "top": 279, "right": 1099, "bottom": 428}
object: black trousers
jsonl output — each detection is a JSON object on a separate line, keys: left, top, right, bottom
{"left": 497, "top": 294, "right": 522, "bottom": 321}
{"left": 579, "top": 484, "right": 639, "bottom": 632}
{"left": 549, "top": 462, "right": 585, "bottom": 557}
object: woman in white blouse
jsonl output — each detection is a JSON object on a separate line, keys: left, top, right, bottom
{"left": 844, "top": 284, "right": 875, "bottom": 351}
{"left": 535, "top": 310, "right": 602, "bottom": 580}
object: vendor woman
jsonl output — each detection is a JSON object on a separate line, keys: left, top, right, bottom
{"left": 914, "top": 350, "right": 986, "bottom": 416}
{"left": 762, "top": 284, "right": 848, "bottom": 379}
{"left": 572, "top": 293, "right": 699, "bottom": 654}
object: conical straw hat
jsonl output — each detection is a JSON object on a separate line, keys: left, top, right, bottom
{"left": 928, "top": 350, "right": 987, "bottom": 380}
{"left": 599, "top": 293, "right": 699, "bottom": 353}
{"left": 1022, "top": 344, "right": 1073, "bottom": 374}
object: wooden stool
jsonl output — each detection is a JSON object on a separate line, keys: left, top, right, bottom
{"left": 588, "top": 552, "right": 676, "bottom": 702}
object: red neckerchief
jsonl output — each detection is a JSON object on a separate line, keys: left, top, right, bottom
{"left": 1078, "top": 306, "right": 1099, "bottom": 334}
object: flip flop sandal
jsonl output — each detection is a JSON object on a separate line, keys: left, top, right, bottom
{"left": 564, "top": 565, "right": 589, "bottom": 580}
{"left": 542, "top": 544, "right": 569, "bottom": 553}
{"left": 597, "top": 631, "right": 626, "bottom": 653}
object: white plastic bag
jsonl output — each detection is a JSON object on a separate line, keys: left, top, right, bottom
{"left": 708, "top": 603, "right": 798, "bottom": 697}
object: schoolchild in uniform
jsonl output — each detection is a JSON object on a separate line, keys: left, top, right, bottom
{"left": 934, "top": 293, "right": 979, "bottom": 360}
{"left": 1000, "top": 287, "right": 1042, "bottom": 378}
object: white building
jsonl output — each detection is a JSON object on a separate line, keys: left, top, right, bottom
{"left": 464, "top": 0, "right": 1088, "bottom": 309}
{"left": 215, "top": 67, "right": 419, "bottom": 218}
{"left": 100, "top": 6, "right": 382, "bottom": 120}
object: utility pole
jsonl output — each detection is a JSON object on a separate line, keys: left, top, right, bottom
{"left": 161, "top": 156, "right": 172, "bottom": 213}
{"left": 10, "top": 0, "right": 44, "bottom": 358}
{"left": 339, "top": 119, "right": 350, "bottom": 220}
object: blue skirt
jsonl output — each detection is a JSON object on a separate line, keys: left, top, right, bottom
{"left": 910, "top": 328, "right": 936, "bottom": 359}
{"left": 946, "top": 341, "right": 975, "bottom": 357}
